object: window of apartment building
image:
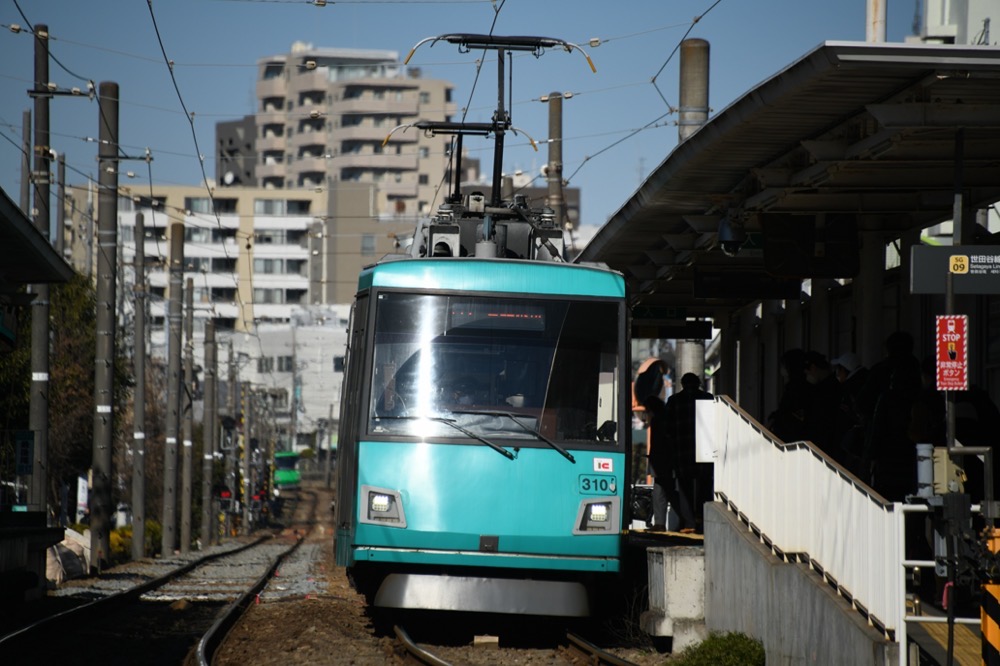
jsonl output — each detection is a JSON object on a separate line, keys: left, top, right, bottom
{"left": 254, "top": 288, "right": 285, "bottom": 304}
{"left": 287, "top": 259, "right": 306, "bottom": 275}
{"left": 287, "top": 288, "right": 307, "bottom": 304}
{"left": 334, "top": 356, "right": 345, "bottom": 372}
{"left": 185, "top": 257, "right": 208, "bottom": 271}
{"left": 258, "top": 356, "right": 275, "bottom": 373}
{"left": 212, "top": 258, "right": 237, "bottom": 273}
{"left": 263, "top": 63, "right": 284, "bottom": 79}
{"left": 255, "top": 198, "right": 311, "bottom": 216}
{"left": 255, "top": 230, "right": 286, "bottom": 244}
{"left": 417, "top": 174, "right": 428, "bottom": 185}
{"left": 361, "top": 234, "right": 376, "bottom": 256}
{"left": 212, "top": 228, "right": 237, "bottom": 243}
{"left": 287, "top": 200, "right": 311, "bottom": 215}
{"left": 118, "top": 196, "right": 134, "bottom": 212}
{"left": 254, "top": 258, "right": 284, "bottom": 274}
{"left": 373, "top": 90, "right": 385, "bottom": 100}
{"left": 419, "top": 146, "right": 430, "bottom": 159}
{"left": 277, "top": 356, "right": 294, "bottom": 372}
{"left": 420, "top": 91, "right": 431, "bottom": 104}
{"left": 184, "top": 227, "right": 212, "bottom": 244}
{"left": 419, "top": 201, "right": 430, "bottom": 215}
{"left": 211, "top": 287, "right": 236, "bottom": 301}
{"left": 373, "top": 144, "right": 383, "bottom": 155}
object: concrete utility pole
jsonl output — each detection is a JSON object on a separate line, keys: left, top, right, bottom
{"left": 90, "top": 82, "right": 120, "bottom": 571}
{"left": 132, "top": 212, "right": 147, "bottom": 559}
{"left": 181, "top": 277, "right": 194, "bottom": 553}
{"left": 28, "top": 24, "right": 52, "bottom": 517}
{"left": 162, "top": 223, "right": 184, "bottom": 555}
{"left": 20, "top": 110, "right": 30, "bottom": 215}
{"left": 56, "top": 153, "right": 65, "bottom": 257}
{"left": 544, "top": 91, "right": 565, "bottom": 231}
{"left": 201, "top": 319, "right": 216, "bottom": 547}
{"left": 242, "top": 382, "right": 253, "bottom": 536}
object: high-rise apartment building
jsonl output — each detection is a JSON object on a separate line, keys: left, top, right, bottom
{"left": 217, "top": 42, "right": 458, "bottom": 221}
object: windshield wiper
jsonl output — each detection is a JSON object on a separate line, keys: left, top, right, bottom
{"left": 449, "top": 409, "right": 575, "bottom": 463}
{"left": 374, "top": 415, "right": 515, "bottom": 460}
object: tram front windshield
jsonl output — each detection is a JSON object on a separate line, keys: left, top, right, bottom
{"left": 368, "top": 292, "right": 620, "bottom": 446}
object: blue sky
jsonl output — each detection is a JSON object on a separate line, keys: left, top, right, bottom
{"left": 0, "top": 0, "right": 917, "bottom": 231}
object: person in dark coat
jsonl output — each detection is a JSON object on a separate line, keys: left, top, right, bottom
{"left": 857, "top": 331, "right": 922, "bottom": 500}
{"left": 664, "top": 372, "right": 714, "bottom": 532}
{"left": 803, "top": 351, "right": 858, "bottom": 467}
{"left": 768, "top": 349, "right": 812, "bottom": 442}
{"left": 634, "top": 360, "right": 688, "bottom": 530}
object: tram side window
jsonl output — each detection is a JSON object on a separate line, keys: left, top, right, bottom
{"left": 541, "top": 301, "right": 619, "bottom": 442}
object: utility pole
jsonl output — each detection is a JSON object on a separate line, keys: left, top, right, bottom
{"left": 28, "top": 24, "right": 52, "bottom": 517}
{"left": 162, "top": 222, "right": 184, "bottom": 555}
{"left": 181, "top": 277, "right": 194, "bottom": 552}
{"left": 242, "top": 382, "right": 253, "bottom": 536}
{"left": 90, "top": 81, "right": 120, "bottom": 571}
{"left": 132, "top": 212, "right": 147, "bottom": 559}
{"left": 55, "top": 153, "right": 65, "bottom": 257}
{"left": 224, "top": 338, "right": 236, "bottom": 539}
{"left": 20, "top": 109, "right": 30, "bottom": 215}
{"left": 324, "top": 403, "right": 334, "bottom": 489}
{"left": 201, "top": 319, "right": 216, "bottom": 547}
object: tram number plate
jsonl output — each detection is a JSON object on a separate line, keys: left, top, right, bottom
{"left": 579, "top": 475, "right": 617, "bottom": 495}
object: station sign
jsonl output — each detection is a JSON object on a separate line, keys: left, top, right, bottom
{"left": 912, "top": 245, "right": 1000, "bottom": 294}
{"left": 935, "top": 315, "right": 968, "bottom": 391}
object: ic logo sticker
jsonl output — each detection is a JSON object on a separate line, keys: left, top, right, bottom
{"left": 593, "top": 457, "right": 613, "bottom": 472}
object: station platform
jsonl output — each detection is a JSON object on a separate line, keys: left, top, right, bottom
{"left": 908, "top": 610, "right": 981, "bottom": 666}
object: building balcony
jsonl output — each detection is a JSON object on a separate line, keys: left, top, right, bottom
{"left": 257, "top": 110, "right": 285, "bottom": 126}
{"left": 329, "top": 153, "right": 417, "bottom": 171}
{"left": 256, "top": 77, "right": 287, "bottom": 99}
{"left": 289, "top": 70, "right": 330, "bottom": 93}
{"left": 336, "top": 97, "right": 418, "bottom": 116}
{"left": 258, "top": 134, "right": 286, "bottom": 152}
{"left": 292, "top": 156, "right": 329, "bottom": 174}
{"left": 257, "top": 162, "right": 287, "bottom": 180}
{"left": 289, "top": 129, "right": 329, "bottom": 151}
{"left": 336, "top": 124, "right": 394, "bottom": 142}
{"left": 377, "top": 180, "right": 419, "bottom": 198}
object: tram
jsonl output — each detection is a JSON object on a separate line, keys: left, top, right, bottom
{"left": 333, "top": 34, "right": 631, "bottom": 617}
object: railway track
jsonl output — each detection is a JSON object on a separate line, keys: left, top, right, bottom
{"left": 0, "top": 491, "right": 315, "bottom": 665}
{"left": 393, "top": 625, "right": 643, "bottom": 666}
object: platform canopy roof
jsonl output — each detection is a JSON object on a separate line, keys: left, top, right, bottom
{"left": 577, "top": 41, "right": 1000, "bottom": 326}
{"left": 0, "top": 186, "right": 74, "bottom": 295}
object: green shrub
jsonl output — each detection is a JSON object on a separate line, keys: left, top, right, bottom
{"left": 673, "top": 632, "right": 765, "bottom": 666}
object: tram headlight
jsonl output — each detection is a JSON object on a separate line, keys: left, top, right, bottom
{"left": 360, "top": 485, "right": 407, "bottom": 528}
{"left": 370, "top": 494, "right": 391, "bottom": 513}
{"left": 589, "top": 503, "right": 609, "bottom": 522}
{"left": 573, "top": 498, "right": 620, "bottom": 534}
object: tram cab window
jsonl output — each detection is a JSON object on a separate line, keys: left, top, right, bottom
{"left": 368, "top": 292, "right": 619, "bottom": 445}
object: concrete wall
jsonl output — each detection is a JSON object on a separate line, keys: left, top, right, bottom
{"left": 704, "top": 502, "right": 898, "bottom": 665}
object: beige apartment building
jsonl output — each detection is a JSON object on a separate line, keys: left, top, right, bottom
{"left": 217, "top": 42, "right": 457, "bottom": 222}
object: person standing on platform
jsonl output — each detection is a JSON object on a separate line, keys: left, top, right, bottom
{"left": 664, "top": 372, "right": 714, "bottom": 532}
{"left": 633, "top": 360, "right": 687, "bottom": 531}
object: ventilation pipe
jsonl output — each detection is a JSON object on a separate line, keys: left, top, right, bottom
{"left": 867, "top": 0, "right": 887, "bottom": 42}
{"left": 676, "top": 39, "right": 710, "bottom": 383}
{"left": 678, "top": 38, "right": 709, "bottom": 143}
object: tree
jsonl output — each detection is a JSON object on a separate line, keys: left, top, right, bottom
{"left": 0, "top": 274, "right": 130, "bottom": 520}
